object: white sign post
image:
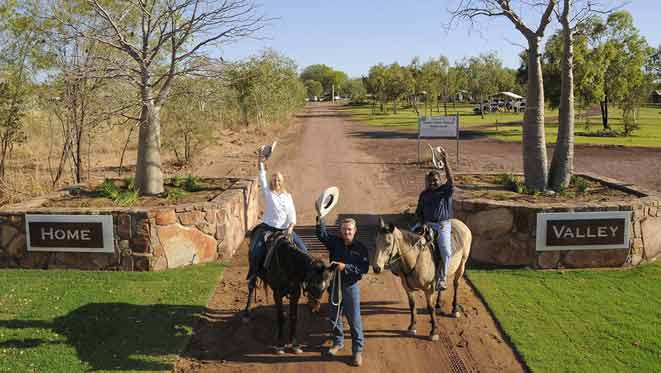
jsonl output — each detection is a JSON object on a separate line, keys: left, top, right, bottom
{"left": 417, "top": 115, "right": 460, "bottom": 165}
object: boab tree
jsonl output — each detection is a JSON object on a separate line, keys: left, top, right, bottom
{"left": 451, "top": 0, "right": 557, "bottom": 191}
{"left": 54, "top": 0, "right": 266, "bottom": 195}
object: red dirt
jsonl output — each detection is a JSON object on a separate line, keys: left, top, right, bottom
{"left": 175, "top": 103, "right": 527, "bottom": 372}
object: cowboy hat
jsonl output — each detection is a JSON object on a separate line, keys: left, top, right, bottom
{"left": 258, "top": 140, "right": 278, "bottom": 160}
{"left": 427, "top": 143, "right": 446, "bottom": 169}
{"left": 315, "top": 186, "right": 340, "bottom": 218}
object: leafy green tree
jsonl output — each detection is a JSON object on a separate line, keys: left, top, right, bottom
{"left": 304, "top": 80, "right": 323, "bottom": 100}
{"left": 384, "top": 63, "right": 413, "bottom": 114}
{"left": 300, "top": 64, "right": 348, "bottom": 96}
{"left": 589, "top": 11, "right": 649, "bottom": 130}
{"left": 366, "top": 63, "right": 388, "bottom": 112}
{"left": 0, "top": 2, "right": 46, "bottom": 181}
{"left": 344, "top": 78, "right": 367, "bottom": 103}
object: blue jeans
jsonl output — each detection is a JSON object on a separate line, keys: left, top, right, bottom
{"left": 428, "top": 221, "right": 452, "bottom": 282}
{"left": 329, "top": 282, "right": 364, "bottom": 353}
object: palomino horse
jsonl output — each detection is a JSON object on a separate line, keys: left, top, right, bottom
{"left": 243, "top": 231, "right": 335, "bottom": 354}
{"left": 371, "top": 218, "right": 472, "bottom": 341}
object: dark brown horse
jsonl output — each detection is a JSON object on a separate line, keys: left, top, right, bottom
{"left": 243, "top": 232, "right": 334, "bottom": 354}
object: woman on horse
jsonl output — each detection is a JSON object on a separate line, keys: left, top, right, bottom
{"left": 415, "top": 147, "right": 453, "bottom": 290}
{"left": 247, "top": 151, "right": 308, "bottom": 287}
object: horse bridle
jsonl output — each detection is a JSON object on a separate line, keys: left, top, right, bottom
{"left": 384, "top": 230, "right": 423, "bottom": 278}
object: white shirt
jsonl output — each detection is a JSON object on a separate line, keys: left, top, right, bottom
{"left": 259, "top": 162, "right": 296, "bottom": 229}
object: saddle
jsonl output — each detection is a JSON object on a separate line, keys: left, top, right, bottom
{"left": 413, "top": 224, "right": 443, "bottom": 270}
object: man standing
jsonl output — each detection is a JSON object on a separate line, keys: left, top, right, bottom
{"left": 415, "top": 147, "right": 454, "bottom": 290}
{"left": 316, "top": 216, "right": 369, "bottom": 367}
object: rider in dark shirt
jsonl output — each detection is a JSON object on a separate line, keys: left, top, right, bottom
{"left": 415, "top": 148, "right": 454, "bottom": 289}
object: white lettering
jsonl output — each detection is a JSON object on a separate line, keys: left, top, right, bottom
{"left": 54, "top": 230, "right": 65, "bottom": 240}
{"left": 575, "top": 227, "right": 584, "bottom": 238}
{"left": 552, "top": 225, "right": 565, "bottom": 238}
{"left": 563, "top": 228, "right": 575, "bottom": 239}
{"left": 80, "top": 230, "right": 91, "bottom": 240}
{"left": 66, "top": 230, "right": 79, "bottom": 240}
{"left": 41, "top": 227, "right": 54, "bottom": 240}
{"left": 609, "top": 226, "right": 619, "bottom": 236}
{"left": 586, "top": 227, "right": 596, "bottom": 238}
{"left": 598, "top": 227, "right": 608, "bottom": 238}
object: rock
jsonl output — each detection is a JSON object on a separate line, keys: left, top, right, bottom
{"left": 467, "top": 208, "right": 514, "bottom": 238}
{"left": 537, "top": 251, "right": 561, "bottom": 269}
{"left": 5, "top": 234, "right": 26, "bottom": 257}
{"left": 205, "top": 209, "right": 217, "bottom": 224}
{"left": 117, "top": 214, "right": 132, "bottom": 239}
{"left": 19, "top": 252, "right": 51, "bottom": 269}
{"left": 178, "top": 211, "right": 205, "bottom": 226}
{"left": 640, "top": 217, "right": 661, "bottom": 260}
{"left": 156, "top": 224, "right": 217, "bottom": 268}
{"left": 561, "top": 249, "right": 628, "bottom": 268}
{"left": 1, "top": 225, "right": 19, "bottom": 251}
{"left": 154, "top": 209, "right": 177, "bottom": 225}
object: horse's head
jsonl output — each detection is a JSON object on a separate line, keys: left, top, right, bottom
{"left": 372, "top": 217, "right": 398, "bottom": 274}
{"left": 303, "top": 259, "right": 336, "bottom": 313}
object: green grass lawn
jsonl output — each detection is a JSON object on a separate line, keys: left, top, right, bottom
{"left": 0, "top": 263, "right": 224, "bottom": 373}
{"left": 467, "top": 263, "right": 661, "bottom": 372}
{"left": 344, "top": 103, "right": 661, "bottom": 147}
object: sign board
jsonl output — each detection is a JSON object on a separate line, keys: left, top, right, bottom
{"left": 536, "top": 211, "right": 631, "bottom": 251}
{"left": 26, "top": 214, "right": 114, "bottom": 253}
{"left": 419, "top": 116, "right": 458, "bottom": 138}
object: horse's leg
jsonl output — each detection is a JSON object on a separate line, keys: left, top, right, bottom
{"left": 242, "top": 277, "right": 257, "bottom": 323}
{"left": 274, "top": 292, "right": 286, "bottom": 354}
{"left": 426, "top": 289, "right": 439, "bottom": 341}
{"left": 435, "top": 288, "right": 443, "bottom": 316}
{"left": 289, "top": 290, "right": 303, "bottom": 354}
{"left": 406, "top": 289, "right": 417, "bottom": 335}
{"left": 451, "top": 260, "right": 467, "bottom": 318}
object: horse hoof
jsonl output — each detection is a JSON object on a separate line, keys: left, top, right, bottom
{"left": 274, "top": 347, "right": 285, "bottom": 355}
{"left": 453, "top": 311, "right": 461, "bottom": 318}
{"left": 408, "top": 329, "right": 417, "bottom": 336}
{"left": 430, "top": 334, "right": 440, "bottom": 342}
{"left": 291, "top": 346, "right": 304, "bottom": 354}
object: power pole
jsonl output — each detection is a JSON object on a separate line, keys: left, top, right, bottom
{"left": 332, "top": 84, "right": 335, "bottom": 102}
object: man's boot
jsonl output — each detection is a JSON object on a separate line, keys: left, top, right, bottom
{"left": 352, "top": 352, "right": 363, "bottom": 367}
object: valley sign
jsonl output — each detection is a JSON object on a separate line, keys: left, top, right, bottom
{"left": 536, "top": 211, "right": 631, "bottom": 251}
{"left": 26, "top": 214, "right": 114, "bottom": 253}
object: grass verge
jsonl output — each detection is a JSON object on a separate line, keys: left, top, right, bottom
{"left": 0, "top": 263, "right": 224, "bottom": 372}
{"left": 343, "top": 103, "right": 661, "bottom": 147}
{"left": 467, "top": 263, "right": 661, "bottom": 372}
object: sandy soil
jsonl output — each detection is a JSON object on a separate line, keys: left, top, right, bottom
{"left": 175, "top": 103, "right": 527, "bottom": 372}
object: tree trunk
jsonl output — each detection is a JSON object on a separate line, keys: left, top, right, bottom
{"left": 135, "top": 89, "right": 164, "bottom": 195}
{"left": 549, "top": 4, "right": 575, "bottom": 191}
{"left": 523, "top": 38, "right": 549, "bottom": 190}
{"left": 600, "top": 95, "right": 610, "bottom": 129}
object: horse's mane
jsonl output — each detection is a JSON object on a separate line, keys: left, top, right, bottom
{"left": 397, "top": 227, "right": 423, "bottom": 247}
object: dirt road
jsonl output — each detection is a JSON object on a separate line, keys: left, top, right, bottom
{"left": 176, "top": 104, "right": 525, "bottom": 372}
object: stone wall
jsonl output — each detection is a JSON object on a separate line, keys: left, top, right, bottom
{"left": 0, "top": 178, "right": 259, "bottom": 271}
{"left": 453, "top": 173, "right": 661, "bottom": 269}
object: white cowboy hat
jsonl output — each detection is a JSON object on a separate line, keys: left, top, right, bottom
{"left": 427, "top": 143, "right": 446, "bottom": 170}
{"left": 315, "top": 186, "right": 340, "bottom": 218}
{"left": 259, "top": 140, "right": 278, "bottom": 160}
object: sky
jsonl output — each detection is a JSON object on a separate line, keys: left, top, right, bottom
{"left": 216, "top": 0, "right": 660, "bottom": 78}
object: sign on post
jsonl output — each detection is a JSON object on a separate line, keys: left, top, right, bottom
{"left": 536, "top": 211, "right": 631, "bottom": 251}
{"left": 26, "top": 214, "right": 114, "bottom": 253}
{"left": 417, "top": 115, "right": 459, "bottom": 165}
